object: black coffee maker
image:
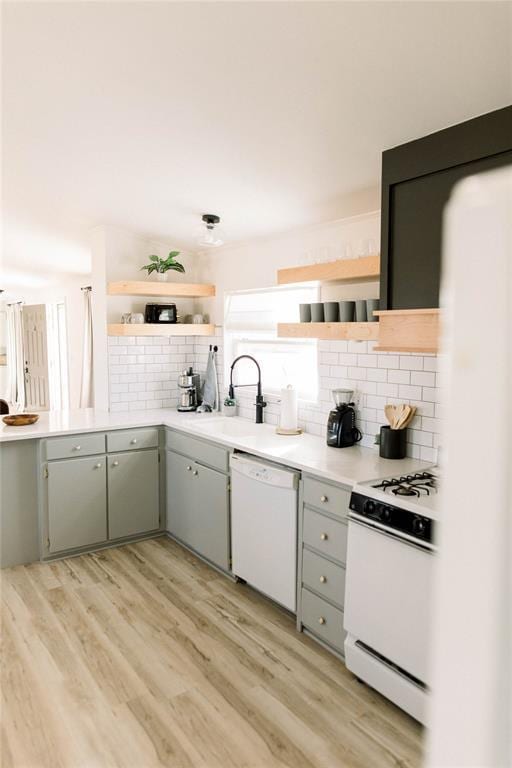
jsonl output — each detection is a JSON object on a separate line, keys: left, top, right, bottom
{"left": 326, "top": 389, "right": 362, "bottom": 448}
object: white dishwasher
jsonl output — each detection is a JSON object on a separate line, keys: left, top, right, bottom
{"left": 230, "top": 453, "right": 299, "bottom": 612}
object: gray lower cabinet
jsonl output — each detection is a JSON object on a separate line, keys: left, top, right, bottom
{"left": 166, "top": 448, "right": 230, "bottom": 570}
{"left": 107, "top": 449, "right": 160, "bottom": 540}
{"left": 297, "top": 474, "right": 351, "bottom": 656}
{"left": 0, "top": 440, "right": 40, "bottom": 568}
{"left": 39, "top": 427, "right": 163, "bottom": 559}
{"left": 47, "top": 455, "right": 107, "bottom": 553}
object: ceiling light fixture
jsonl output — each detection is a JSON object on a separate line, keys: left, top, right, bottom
{"left": 197, "top": 213, "right": 225, "bottom": 248}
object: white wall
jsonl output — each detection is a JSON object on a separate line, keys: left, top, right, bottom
{"left": 195, "top": 212, "right": 381, "bottom": 325}
{"left": 91, "top": 224, "right": 202, "bottom": 410}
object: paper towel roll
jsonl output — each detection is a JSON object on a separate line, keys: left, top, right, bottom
{"left": 279, "top": 385, "right": 298, "bottom": 431}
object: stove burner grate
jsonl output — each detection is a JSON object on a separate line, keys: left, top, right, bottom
{"left": 374, "top": 471, "right": 437, "bottom": 498}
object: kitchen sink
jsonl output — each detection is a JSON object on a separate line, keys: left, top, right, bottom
{"left": 194, "top": 416, "right": 267, "bottom": 439}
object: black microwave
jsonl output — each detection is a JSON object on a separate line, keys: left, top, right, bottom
{"left": 145, "top": 303, "right": 177, "bottom": 324}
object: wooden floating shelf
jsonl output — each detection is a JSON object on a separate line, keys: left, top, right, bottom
{"left": 107, "top": 323, "right": 215, "bottom": 337}
{"left": 278, "top": 322, "right": 379, "bottom": 341}
{"left": 374, "top": 309, "right": 440, "bottom": 353}
{"left": 277, "top": 254, "right": 380, "bottom": 285}
{"left": 107, "top": 280, "right": 216, "bottom": 298}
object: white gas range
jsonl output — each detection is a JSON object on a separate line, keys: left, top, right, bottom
{"left": 343, "top": 469, "right": 438, "bottom": 724}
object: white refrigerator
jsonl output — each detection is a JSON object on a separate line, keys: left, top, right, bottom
{"left": 426, "top": 166, "right": 512, "bottom": 767}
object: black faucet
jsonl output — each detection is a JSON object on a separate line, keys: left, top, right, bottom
{"left": 228, "top": 355, "right": 267, "bottom": 424}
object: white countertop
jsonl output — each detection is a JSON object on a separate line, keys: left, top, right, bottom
{"left": 0, "top": 408, "right": 430, "bottom": 488}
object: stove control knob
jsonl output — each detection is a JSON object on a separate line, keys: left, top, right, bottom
{"left": 380, "top": 506, "right": 391, "bottom": 522}
{"left": 363, "top": 499, "right": 375, "bottom": 516}
{"left": 412, "top": 516, "right": 427, "bottom": 537}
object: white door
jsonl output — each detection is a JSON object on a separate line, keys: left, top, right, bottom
{"left": 23, "top": 304, "right": 50, "bottom": 411}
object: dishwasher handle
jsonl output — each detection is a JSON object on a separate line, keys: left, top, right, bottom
{"left": 230, "top": 453, "right": 299, "bottom": 490}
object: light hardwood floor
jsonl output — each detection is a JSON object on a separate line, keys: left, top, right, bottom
{"left": 1, "top": 537, "right": 423, "bottom": 767}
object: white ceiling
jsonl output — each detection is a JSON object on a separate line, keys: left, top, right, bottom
{"left": 2, "top": 1, "right": 511, "bottom": 273}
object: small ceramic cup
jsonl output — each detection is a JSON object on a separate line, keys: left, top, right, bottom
{"left": 366, "top": 298, "right": 379, "bottom": 322}
{"left": 339, "top": 301, "right": 355, "bottom": 322}
{"left": 310, "top": 303, "right": 325, "bottom": 322}
{"left": 355, "top": 300, "right": 367, "bottom": 322}
{"left": 192, "top": 314, "right": 204, "bottom": 324}
{"left": 323, "top": 302, "right": 339, "bottom": 322}
{"left": 130, "top": 313, "right": 145, "bottom": 324}
{"left": 299, "top": 303, "right": 311, "bottom": 323}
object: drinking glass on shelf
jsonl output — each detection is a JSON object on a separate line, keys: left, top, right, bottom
{"left": 357, "top": 238, "right": 371, "bottom": 257}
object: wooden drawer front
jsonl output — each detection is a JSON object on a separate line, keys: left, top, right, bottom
{"left": 46, "top": 433, "right": 106, "bottom": 461}
{"left": 301, "top": 588, "right": 345, "bottom": 652}
{"left": 302, "top": 548, "right": 346, "bottom": 608}
{"left": 107, "top": 428, "right": 159, "bottom": 453}
{"left": 166, "top": 430, "right": 229, "bottom": 473}
{"left": 303, "top": 507, "right": 348, "bottom": 563}
{"left": 303, "top": 476, "right": 349, "bottom": 518}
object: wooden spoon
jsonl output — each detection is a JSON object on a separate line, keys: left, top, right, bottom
{"left": 395, "top": 405, "right": 412, "bottom": 430}
{"left": 385, "top": 404, "right": 396, "bottom": 428}
{"left": 400, "top": 406, "right": 417, "bottom": 429}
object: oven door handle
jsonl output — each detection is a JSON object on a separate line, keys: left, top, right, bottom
{"left": 348, "top": 514, "right": 434, "bottom": 554}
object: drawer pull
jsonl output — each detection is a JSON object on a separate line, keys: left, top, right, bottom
{"left": 320, "top": 533, "right": 328, "bottom": 541}
{"left": 320, "top": 495, "right": 328, "bottom": 503}
{"left": 74, "top": 445, "right": 81, "bottom": 451}
{"left": 319, "top": 575, "right": 327, "bottom": 583}
{"left": 318, "top": 617, "right": 326, "bottom": 625}
{"left": 112, "top": 461, "right": 119, "bottom": 467}
{"left": 193, "top": 469, "right": 198, "bottom": 476}
{"left": 186, "top": 465, "right": 192, "bottom": 471}
{"left": 130, "top": 438, "right": 138, "bottom": 445}
{"left": 94, "top": 463, "right": 102, "bottom": 469}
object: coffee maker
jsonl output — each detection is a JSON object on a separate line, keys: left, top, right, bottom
{"left": 326, "top": 389, "right": 362, "bottom": 448}
{"left": 177, "top": 367, "right": 201, "bottom": 412}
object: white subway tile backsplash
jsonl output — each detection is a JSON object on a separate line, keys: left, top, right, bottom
{"left": 399, "top": 356, "right": 424, "bottom": 371}
{"left": 378, "top": 355, "right": 399, "bottom": 369}
{"left": 367, "top": 368, "right": 387, "bottom": 383}
{"left": 376, "top": 382, "right": 399, "bottom": 397}
{"left": 357, "top": 354, "right": 378, "bottom": 368}
{"left": 420, "top": 446, "right": 437, "bottom": 463}
{"left": 411, "top": 371, "right": 436, "bottom": 387}
{"left": 108, "top": 332, "right": 442, "bottom": 463}
{"left": 339, "top": 353, "right": 358, "bottom": 366}
{"left": 388, "top": 369, "right": 410, "bottom": 384}
{"left": 398, "top": 384, "right": 422, "bottom": 400}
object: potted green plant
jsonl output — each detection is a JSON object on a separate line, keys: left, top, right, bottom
{"left": 140, "top": 251, "right": 185, "bottom": 282}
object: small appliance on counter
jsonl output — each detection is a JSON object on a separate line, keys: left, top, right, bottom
{"left": 177, "top": 367, "right": 201, "bottom": 412}
{"left": 326, "top": 388, "right": 362, "bottom": 448}
{"left": 145, "top": 303, "right": 177, "bottom": 324}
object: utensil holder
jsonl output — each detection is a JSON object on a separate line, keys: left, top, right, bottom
{"left": 379, "top": 426, "right": 407, "bottom": 459}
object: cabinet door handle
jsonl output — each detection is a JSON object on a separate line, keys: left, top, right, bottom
{"left": 193, "top": 469, "right": 198, "bottom": 476}
{"left": 130, "top": 438, "right": 137, "bottom": 444}
{"left": 319, "top": 575, "right": 327, "bottom": 583}
{"left": 74, "top": 445, "right": 81, "bottom": 451}
{"left": 320, "top": 532, "right": 328, "bottom": 541}
{"left": 318, "top": 617, "right": 326, "bottom": 625}
{"left": 94, "top": 463, "right": 102, "bottom": 469}
{"left": 112, "top": 461, "right": 119, "bottom": 467}
{"left": 186, "top": 465, "right": 192, "bottom": 471}
{"left": 320, "top": 495, "right": 328, "bottom": 503}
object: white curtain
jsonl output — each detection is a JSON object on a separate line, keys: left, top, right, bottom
{"left": 79, "top": 288, "right": 94, "bottom": 408}
{"left": 6, "top": 303, "right": 25, "bottom": 412}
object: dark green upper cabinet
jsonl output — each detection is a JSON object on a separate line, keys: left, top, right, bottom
{"left": 380, "top": 105, "right": 512, "bottom": 310}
